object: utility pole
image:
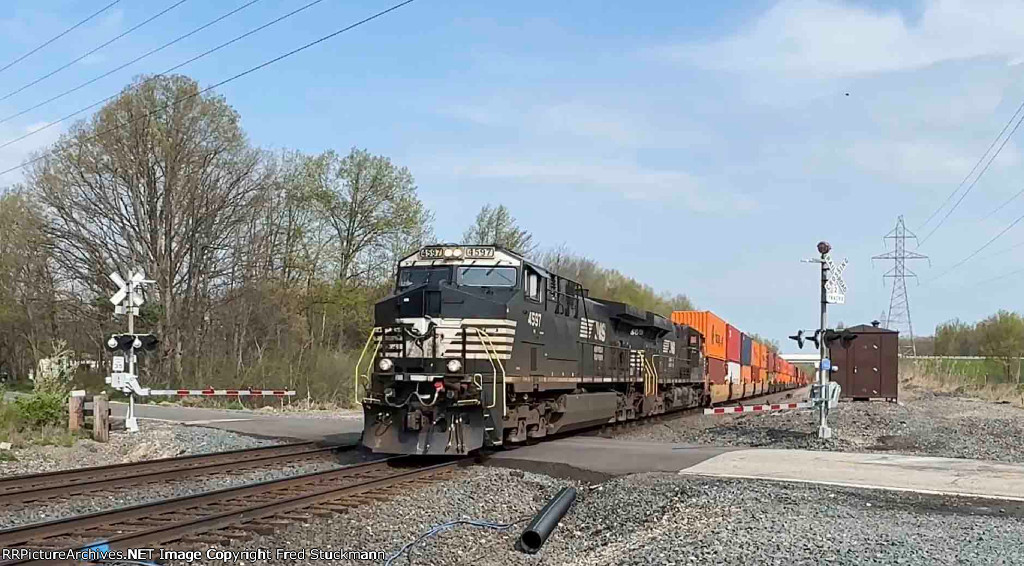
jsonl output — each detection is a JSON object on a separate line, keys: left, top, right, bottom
{"left": 872, "top": 216, "right": 928, "bottom": 356}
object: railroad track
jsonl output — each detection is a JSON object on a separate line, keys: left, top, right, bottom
{"left": 0, "top": 457, "right": 464, "bottom": 565}
{"left": 0, "top": 442, "right": 340, "bottom": 505}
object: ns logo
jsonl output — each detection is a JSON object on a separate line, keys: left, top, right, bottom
{"left": 579, "top": 318, "right": 607, "bottom": 342}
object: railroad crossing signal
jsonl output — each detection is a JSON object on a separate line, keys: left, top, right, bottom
{"left": 106, "top": 271, "right": 155, "bottom": 433}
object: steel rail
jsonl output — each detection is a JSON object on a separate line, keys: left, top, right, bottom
{"left": 0, "top": 442, "right": 338, "bottom": 504}
{"left": 0, "top": 457, "right": 461, "bottom": 564}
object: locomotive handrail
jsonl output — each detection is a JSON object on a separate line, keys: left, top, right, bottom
{"left": 353, "top": 328, "right": 383, "bottom": 406}
{"left": 641, "top": 352, "right": 659, "bottom": 396}
{"left": 471, "top": 326, "right": 507, "bottom": 417}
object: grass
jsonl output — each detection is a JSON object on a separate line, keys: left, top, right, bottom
{"left": 901, "top": 358, "right": 1024, "bottom": 407}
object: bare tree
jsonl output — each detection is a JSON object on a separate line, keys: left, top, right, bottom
{"left": 28, "top": 75, "right": 264, "bottom": 385}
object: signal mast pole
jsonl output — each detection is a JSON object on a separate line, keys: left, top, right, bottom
{"left": 817, "top": 241, "right": 830, "bottom": 439}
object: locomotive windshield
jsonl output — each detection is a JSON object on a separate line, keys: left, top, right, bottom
{"left": 397, "top": 266, "right": 451, "bottom": 289}
{"left": 457, "top": 266, "right": 517, "bottom": 287}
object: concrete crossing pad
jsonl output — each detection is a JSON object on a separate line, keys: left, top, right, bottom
{"left": 680, "top": 449, "right": 1024, "bottom": 501}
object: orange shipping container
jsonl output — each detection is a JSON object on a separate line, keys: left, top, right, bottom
{"left": 741, "top": 365, "right": 752, "bottom": 383}
{"left": 751, "top": 342, "right": 762, "bottom": 373}
{"left": 671, "top": 311, "right": 727, "bottom": 361}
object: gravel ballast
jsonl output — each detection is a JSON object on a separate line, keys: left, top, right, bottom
{"left": 613, "top": 386, "right": 1024, "bottom": 463}
{"left": 0, "top": 420, "right": 283, "bottom": 477}
{"left": 162, "top": 466, "right": 1024, "bottom": 566}
{"left": 0, "top": 458, "right": 344, "bottom": 529}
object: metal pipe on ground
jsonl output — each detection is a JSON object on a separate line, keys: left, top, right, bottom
{"left": 516, "top": 487, "right": 576, "bottom": 554}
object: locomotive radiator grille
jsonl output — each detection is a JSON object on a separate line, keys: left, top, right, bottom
{"left": 378, "top": 318, "right": 517, "bottom": 360}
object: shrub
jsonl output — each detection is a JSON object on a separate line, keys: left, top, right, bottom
{"left": 14, "top": 393, "right": 67, "bottom": 429}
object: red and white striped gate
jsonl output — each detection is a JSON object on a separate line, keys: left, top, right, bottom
{"left": 704, "top": 401, "right": 814, "bottom": 415}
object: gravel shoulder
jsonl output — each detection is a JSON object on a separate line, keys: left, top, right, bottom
{"left": 163, "top": 466, "right": 1024, "bottom": 566}
{"left": 0, "top": 420, "right": 283, "bottom": 477}
{"left": 612, "top": 385, "right": 1024, "bottom": 463}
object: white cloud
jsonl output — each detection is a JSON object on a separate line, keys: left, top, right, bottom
{"left": 442, "top": 157, "right": 754, "bottom": 212}
{"left": 656, "top": 0, "right": 1024, "bottom": 77}
{"left": 845, "top": 138, "right": 1014, "bottom": 186}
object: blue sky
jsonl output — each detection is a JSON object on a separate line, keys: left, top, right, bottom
{"left": 2, "top": 0, "right": 1024, "bottom": 347}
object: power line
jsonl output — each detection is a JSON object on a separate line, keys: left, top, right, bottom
{"left": 0, "top": 1, "right": 122, "bottom": 76}
{"left": 918, "top": 108, "right": 1024, "bottom": 246}
{"left": 930, "top": 210, "right": 1024, "bottom": 282}
{"left": 0, "top": 0, "right": 190, "bottom": 103}
{"left": 980, "top": 186, "right": 1024, "bottom": 221}
{"left": 0, "top": 0, "right": 328, "bottom": 153}
{"left": 958, "top": 265, "right": 1024, "bottom": 291}
{"left": 0, "top": 0, "right": 419, "bottom": 179}
{"left": 0, "top": 0, "right": 265, "bottom": 127}
{"left": 916, "top": 99, "right": 1024, "bottom": 233}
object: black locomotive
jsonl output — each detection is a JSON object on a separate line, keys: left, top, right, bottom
{"left": 360, "top": 244, "right": 706, "bottom": 455}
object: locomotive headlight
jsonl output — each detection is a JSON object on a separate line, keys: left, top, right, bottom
{"left": 378, "top": 358, "right": 394, "bottom": 372}
{"left": 446, "top": 359, "right": 462, "bottom": 373}
{"left": 452, "top": 248, "right": 463, "bottom": 257}
{"left": 443, "top": 248, "right": 454, "bottom": 258}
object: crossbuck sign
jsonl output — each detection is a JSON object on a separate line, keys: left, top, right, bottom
{"left": 824, "top": 256, "right": 848, "bottom": 304}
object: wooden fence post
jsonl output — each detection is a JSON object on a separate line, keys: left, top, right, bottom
{"left": 93, "top": 394, "right": 109, "bottom": 443}
{"left": 68, "top": 391, "right": 85, "bottom": 432}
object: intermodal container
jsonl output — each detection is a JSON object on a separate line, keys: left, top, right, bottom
{"left": 767, "top": 353, "right": 776, "bottom": 372}
{"left": 740, "top": 333, "right": 752, "bottom": 365}
{"left": 708, "top": 357, "right": 728, "bottom": 384}
{"left": 741, "top": 365, "right": 752, "bottom": 383}
{"left": 727, "top": 361, "right": 741, "bottom": 384}
{"left": 671, "top": 311, "right": 727, "bottom": 361}
{"left": 726, "top": 324, "right": 741, "bottom": 362}
{"left": 751, "top": 342, "right": 762, "bottom": 371}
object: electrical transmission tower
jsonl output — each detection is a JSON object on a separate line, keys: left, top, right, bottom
{"left": 872, "top": 216, "right": 929, "bottom": 356}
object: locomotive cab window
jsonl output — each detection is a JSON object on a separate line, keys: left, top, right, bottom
{"left": 457, "top": 266, "right": 516, "bottom": 287}
{"left": 524, "top": 268, "right": 543, "bottom": 303}
{"left": 397, "top": 267, "right": 450, "bottom": 289}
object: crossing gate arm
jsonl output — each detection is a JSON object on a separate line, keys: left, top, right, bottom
{"left": 704, "top": 401, "right": 814, "bottom": 415}
{"left": 146, "top": 389, "right": 296, "bottom": 397}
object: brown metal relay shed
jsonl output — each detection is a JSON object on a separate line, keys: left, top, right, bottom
{"left": 828, "top": 322, "right": 899, "bottom": 402}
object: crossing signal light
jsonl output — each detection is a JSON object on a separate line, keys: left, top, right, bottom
{"left": 788, "top": 329, "right": 822, "bottom": 349}
{"left": 823, "top": 329, "right": 858, "bottom": 348}
{"left": 104, "top": 333, "right": 159, "bottom": 353}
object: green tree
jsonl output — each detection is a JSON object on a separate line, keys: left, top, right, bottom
{"left": 28, "top": 74, "right": 264, "bottom": 385}
{"left": 536, "top": 245, "right": 694, "bottom": 317}
{"left": 934, "top": 319, "right": 978, "bottom": 356}
{"left": 309, "top": 147, "right": 433, "bottom": 285}
{"left": 463, "top": 204, "right": 535, "bottom": 255}
{"left": 975, "top": 310, "right": 1024, "bottom": 382}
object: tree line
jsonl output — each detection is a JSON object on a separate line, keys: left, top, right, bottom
{"left": 0, "top": 74, "right": 693, "bottom": 403}
{"left": 933, "top": 310, "right": 1024, "bottom": 381}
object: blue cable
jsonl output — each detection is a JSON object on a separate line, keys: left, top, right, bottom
{"left": 385, "top": 517, "right": 528, "bottom": 566}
